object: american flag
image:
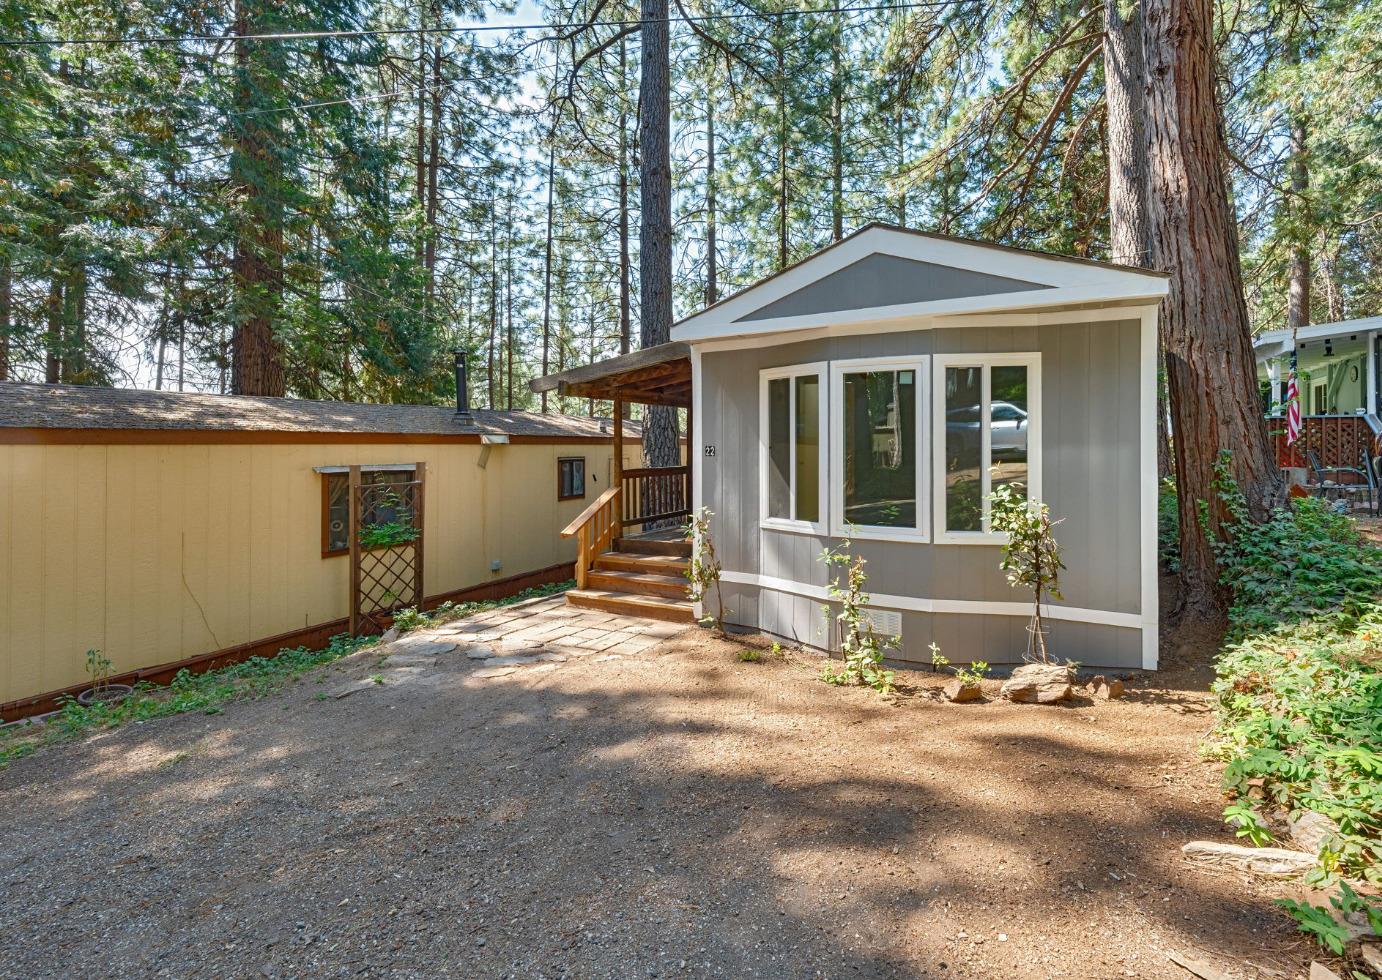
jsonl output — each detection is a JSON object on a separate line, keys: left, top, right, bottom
{"left": 1285, "top": 353, "right": 1302, "bottom": 446}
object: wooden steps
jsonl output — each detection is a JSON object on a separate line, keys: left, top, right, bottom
{"left": 593, "top": 550, "right": 689, "bottom": 576}
{"left": 565, "top": 588, "right": 696, "bottom": 623}
{"left": 586, "top": 568, "right": 689, "bottom": 599}
{"left": 568, "top": 534, "right": 695, "bottom": 622}
{"left": 615, "top": 535, "right": 692, "bottom": 558}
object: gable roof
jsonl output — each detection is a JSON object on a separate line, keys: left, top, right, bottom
{"left": 673, "top": 223, "right": 1168, "bottom": 344}
{"left": 0, "top": 382, "right": 617, "bottom": 441}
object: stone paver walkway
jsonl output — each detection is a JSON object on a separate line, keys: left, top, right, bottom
{"left": 376, "top": 594, "right": 688, "bottom": 681}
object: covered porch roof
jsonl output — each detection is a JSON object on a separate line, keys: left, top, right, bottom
{"left": 529, "top": 342, "right": 691, "bottom": 407}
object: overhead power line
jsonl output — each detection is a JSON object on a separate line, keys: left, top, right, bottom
{"left": 0, "top": 1, "right": 945, "bottom": 48}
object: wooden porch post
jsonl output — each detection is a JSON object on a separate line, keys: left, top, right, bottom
{"left": 684, "top": 401, "right": 693, "bottom": 514}
{"left": 613, "top": 393, "right": 624, "bottom": 527}
{"left": 348, "top": 464, "right": 361, "bottom": 635}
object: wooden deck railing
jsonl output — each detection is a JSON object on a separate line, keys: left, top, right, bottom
{"left": 620, "top": 465, "right": 691, "bottom": 529}
{"left": 1266, "top": 414, "right": 1381, "bottom": 478}
{"left": 561, "top": 486, "right": 621, "bottom": 588}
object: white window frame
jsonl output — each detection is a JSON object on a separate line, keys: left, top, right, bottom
{"left": 759, "top": 361, "right": 829, "bottom": 535}
{"left": 932, "top": 352, "right": 1042, "bottom": 545}
{"left": 829, "top": 354, "right": 930, "bottom": 543}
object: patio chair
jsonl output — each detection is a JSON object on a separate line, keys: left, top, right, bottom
{"left": 1306, "top": 448, "right": 1372, "bottom": 513}
{"left": 1364, "top": 446, "right": 1382, "bottom": 517}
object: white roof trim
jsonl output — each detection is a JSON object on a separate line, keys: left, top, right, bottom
{"left": 1254, "top": 315, "right": 1382, "bottom": 359}
{"left": 672, "top": 225, "right": 1169, "bottom": 344}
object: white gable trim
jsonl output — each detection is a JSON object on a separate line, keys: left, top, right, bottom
{"left": 673, "top": 226, "right": 1169, "bottom": 345}
{"left": 688, "top": 304, "right": 1162, "bottom": 354}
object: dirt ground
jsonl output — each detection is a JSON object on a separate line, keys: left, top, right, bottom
{"left": 0, "top": 611, "right": 1320, "bottom": 979}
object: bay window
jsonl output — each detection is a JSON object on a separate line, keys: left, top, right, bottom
{"left": 829, "top": 356, "right": 929, "bottom": 541}
{"left": 760, "top": 363, "right": 828, "bottom": 533}
{"left": 933, "top": 353, "right": 1041, "bottom": 542}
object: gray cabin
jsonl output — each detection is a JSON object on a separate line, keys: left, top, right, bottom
{"left": 534, "top": 224, "right": 1168, "bottom": 671}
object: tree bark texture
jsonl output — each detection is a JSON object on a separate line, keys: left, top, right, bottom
{"left": 1143, "top": 0, "right": 1283, "bottom": 621}
{"left": 0, "top": 256, "right": 10, "bottom": 381}
{"left": 1287, "top": 113, "right": 1310, "bottom": 332}
{"left": 229, "top": 0, "right": 286, "bottom": 396}
{"left": 1104, "top": 0, "right": 1151, "bottom": 267}
{"left": 639, "top": 0, "right": 679, "bottom": 468}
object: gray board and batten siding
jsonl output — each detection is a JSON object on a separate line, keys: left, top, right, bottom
{"left": 697, "top": 319, "right": 1147, "bottom": 670}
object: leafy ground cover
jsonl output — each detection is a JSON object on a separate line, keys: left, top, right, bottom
{"left": 0, "top": 580, "right": 571, "bottom": 768}
{"left": 1203, "top": 462, "right": 1382, "bottom": 885}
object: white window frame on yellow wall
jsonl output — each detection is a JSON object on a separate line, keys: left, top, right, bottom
{"left": 829, "top": 354, "right": 930, "bottom": 543}
{"left": 932, "top": 352, "right": 1042, "bottom": 545}
{"left": 759, "top": 361, "right": 830, "bottom": 535}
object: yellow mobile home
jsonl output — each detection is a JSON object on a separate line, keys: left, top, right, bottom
{"left": 0, "top": 381, "right": 638, "bottom": 720}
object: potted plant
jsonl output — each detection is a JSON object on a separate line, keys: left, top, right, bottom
{"left": 76, "top": 648, "right": 133, "bottom": 707}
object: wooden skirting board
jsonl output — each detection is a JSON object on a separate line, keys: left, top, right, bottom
{"left": 0, "top": 561, "right": 575, "bottom": 724}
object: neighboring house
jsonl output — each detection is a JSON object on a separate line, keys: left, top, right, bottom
{"left": 1253, "top": 316, "right": 1382, "bottom": 475}
{"left": 1255, "top": 315, "right": 1382, "bottom": 417}
{"left": 538, "top": 223, "right": 1167, "bottom": 670}
{"left": 0, "top": 381, "right": 628, "bottom": 719}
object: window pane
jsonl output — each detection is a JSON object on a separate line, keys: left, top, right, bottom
{"left": 843, "top": 370, "right": 916, "bottom": 528}
{"left": 794, "top": 375, "right": 820, "bottom": 523}
{"left": 767, "top": 377, "right": 791, "bottom": 519}
{"left": 945, "top": 366, "right": 983, "bottom": 532}
{"left": 327, "top": 475, "right": 349, "bottom": 552}
{"left": 990, "top": 365, "right": 1029, "bottom": 501}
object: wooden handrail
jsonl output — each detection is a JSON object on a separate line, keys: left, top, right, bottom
{"left": 620, "top": 465, "right": 689, "bottom": 479}
{"left": 562, "top": 485, "right": 621, "bottom": 538}
{"left": 562, "top": 486, "right": 622, "bottom": 589}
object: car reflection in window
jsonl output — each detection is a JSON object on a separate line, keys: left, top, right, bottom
{"left": 946, "top": 402, "right": 1027, "bottom": 458}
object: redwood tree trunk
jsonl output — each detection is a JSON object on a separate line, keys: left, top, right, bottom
{"left": 639, "top": 0, "right": 679, "bottom": 467}
{"left": 1104, "top": 0, "right": 1150, "bottom": 267}
{"left": 1143, "top": 0, "right": 1283, "bottom": 622}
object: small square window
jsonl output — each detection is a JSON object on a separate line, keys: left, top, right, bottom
{"left": 558, "top": 457, "right": 586, "bottom": 501}
{"left": 321, "top": 467, "right": 416, "bottom": 557}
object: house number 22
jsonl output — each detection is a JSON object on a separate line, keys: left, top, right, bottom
{"left": 703, "top": 445, "right": 717, "bottom": 457}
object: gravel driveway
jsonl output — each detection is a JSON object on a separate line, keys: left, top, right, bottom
{"left": 0, "top": 609, "right": 1312, "bottom": 979}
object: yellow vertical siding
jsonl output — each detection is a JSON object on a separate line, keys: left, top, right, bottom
{"left": 0, "top": 439, "right": 614, "bottom": 706}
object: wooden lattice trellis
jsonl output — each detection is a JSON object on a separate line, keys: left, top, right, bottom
{"left": 349, "top": 462, "right": 426, "bottom": 636}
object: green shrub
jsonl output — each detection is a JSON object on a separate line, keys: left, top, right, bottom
{"left": 1207, "top": 454, "right": 1382, "bottom": 882}
{"left": 1158, "top": 479, "right": 1180, "bottom": 573}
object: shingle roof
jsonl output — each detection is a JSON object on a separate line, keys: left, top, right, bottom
{"left": 0, "top": 381, "right": 618, "bottom": 439}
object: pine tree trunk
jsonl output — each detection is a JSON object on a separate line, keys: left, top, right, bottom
{"left": 830, "top": 15, "right": 845, "bottom": 242}
{"left": 1143, "top": 0, "right": 1283, "bottom": 623}
{"left": 0, "top": 256, "right": 10, "bottom": 381}
{"left": 776, "top": 46, "right": 788, "bottom": 270}
{"left": 229, "top": 0, "right": 286, "bottom": 397}
{"left": 45, "top": 276, "right": 62, "bottom": 383}
{"left": 618, "top": 37, "right": 632, "bottom": 357}
{"left": 705, "top": 87, "right": 718, "bottom": 307}
{"left": 424, "top": 34, "right": 442, "bottom": 324}
{"left": 1286, "top": 116, "right": 1310, "bottom": 332}
{"left": 541, "top": 98, "right": 557, "bottom": 412}
{"left": 488, "top": 206, "right": 498, "bottom": 409}
{"left": 639, "top": 0, "right": 679, "bottom": 468}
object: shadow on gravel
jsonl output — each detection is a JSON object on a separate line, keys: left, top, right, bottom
{"left": 0, "top": 632, "right": 1303, "bottom": 979}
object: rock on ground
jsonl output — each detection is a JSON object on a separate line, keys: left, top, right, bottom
{"left": 1000, "top": 663, "right": 1073, "bottom": 704}
{"left": 943, "top": 678, "right": 982, "bottom": 703}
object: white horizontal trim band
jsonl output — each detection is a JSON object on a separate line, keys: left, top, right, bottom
{"left": 720, "top": 570, "right": 1144, "bottom": 630}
